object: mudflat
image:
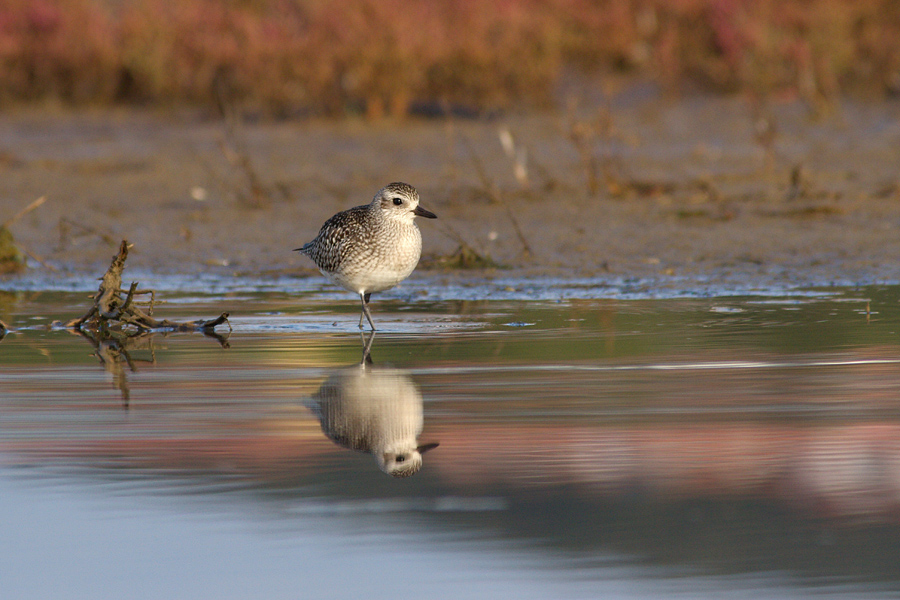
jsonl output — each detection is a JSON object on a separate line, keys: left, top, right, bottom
{"left": 1, "top": 93, "right": 899, "bottom": 289}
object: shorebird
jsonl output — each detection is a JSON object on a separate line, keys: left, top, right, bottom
{"left": 295, "top": 182, "right": 436, "bottom": 330}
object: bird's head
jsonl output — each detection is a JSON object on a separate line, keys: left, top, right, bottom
{"left": 375, "top": 182, "right": 437, "bottom": 223}
{"left": 378, "top": 442, "right": 440, "bottom": 478}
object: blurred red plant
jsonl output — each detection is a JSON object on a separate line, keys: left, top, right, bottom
{"left": 0, "top": 0, "right": 897, "bottom": 114}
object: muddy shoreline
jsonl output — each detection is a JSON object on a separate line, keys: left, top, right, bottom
{"left": 1, "top": 94, "right": 899, "bottom": 291}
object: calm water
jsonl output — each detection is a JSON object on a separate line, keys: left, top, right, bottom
{"left": 1, "top": 277, "right": 900, "bottom": 599}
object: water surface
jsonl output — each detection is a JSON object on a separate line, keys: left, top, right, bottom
{"left": 1, "top": 279, "right": 899, "bottom": 599}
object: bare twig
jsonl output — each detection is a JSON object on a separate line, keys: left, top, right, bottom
{"left": 218, "top": 138, "right": 269, "bottom": 209}
{"left": 3, "top": 196, "right": 45, "bottom": 229}
{"left": 568, "top": 120, "right": 600, "bottom": 196}
{"left": 58, "top": 217, "right": 118, "bottom": 248}
{"left": 498, "top": 127, "right": 529, "bottom": 189}
{"left": 67, "top": 240, "right": 231, "bottom": 339}
{"left": 18, "top": 240, "right": 57, "bottom": 272}
{"left": 786, "top": 164, "right": 807, "bottom": 201}
{"left": 215, "top": 73, "right": 270, "bottom": 209}
{"left": 0, "top": 196, "right": 57, "bottom": 272}
{"left": 432, "top": 221, "right": 499, "bottom": 269}
{"left": 461, "top": 135, "right": 532, "bottom": 258}
{"left": 565, "top": 100, "right": 624, "bottom": 197}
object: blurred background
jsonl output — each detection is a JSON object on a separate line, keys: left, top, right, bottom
{"left": 1, "top": 0, "right": 898, "bottom": 117}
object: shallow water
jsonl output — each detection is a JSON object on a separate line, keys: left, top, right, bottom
{"left": 2, "top": 278, "right": 900, "bottom": 599}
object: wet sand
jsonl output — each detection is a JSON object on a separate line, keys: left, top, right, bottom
{"left": 1, "top": 93, "right": 899, "bottom": 289}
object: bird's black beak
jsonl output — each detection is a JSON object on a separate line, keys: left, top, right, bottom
{"left": 417, "top": 442, "right": 440, "bottom": 453}
{"left": 414, "top": 205, "right": 437, "bottom": 219}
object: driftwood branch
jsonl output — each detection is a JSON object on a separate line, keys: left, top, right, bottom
{"left": 66, "top": 240, "right": 231, "bottom": 338}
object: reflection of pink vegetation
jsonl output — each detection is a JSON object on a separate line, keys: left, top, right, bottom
{"left": 788, "top": 425, "right": 900, "bottom": 521}
{"left": 5, "top": 348, "right": 900, "bottom": 523}
{"left": 430, "top": 423, "right": 900, "bottom": 523}
{"left": 4, "top": 420, "right": 900, "bottom": 522}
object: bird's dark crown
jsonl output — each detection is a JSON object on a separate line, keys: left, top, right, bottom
{"left": 380, "top": 182, "right": 417, "bottom": 199}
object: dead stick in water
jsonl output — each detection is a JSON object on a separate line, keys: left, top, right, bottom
{"left": 67, "top": 239, "right": 231, "bottom": 335}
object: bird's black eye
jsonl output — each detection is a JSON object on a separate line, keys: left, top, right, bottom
{"left": 392, "top": 197, "right": 403, "bottom": 206}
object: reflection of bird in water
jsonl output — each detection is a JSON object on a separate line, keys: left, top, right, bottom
{"left": 308, "top": 365, "right": 439, "bottom": 477}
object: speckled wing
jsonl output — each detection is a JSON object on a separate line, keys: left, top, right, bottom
{"left": 296, "top": 205, "right": 371, "bottom": 272}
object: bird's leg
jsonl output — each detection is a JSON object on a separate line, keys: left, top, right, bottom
{"left": 358, "top": 292, "right": 376, "bottom": 331}
{"left": 359, "top": 329, "right": 376, "bottom": 364}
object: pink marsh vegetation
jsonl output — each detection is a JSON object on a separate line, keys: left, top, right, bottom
{"left": 0, "top": 0, "right": 897, "bottom": 115}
